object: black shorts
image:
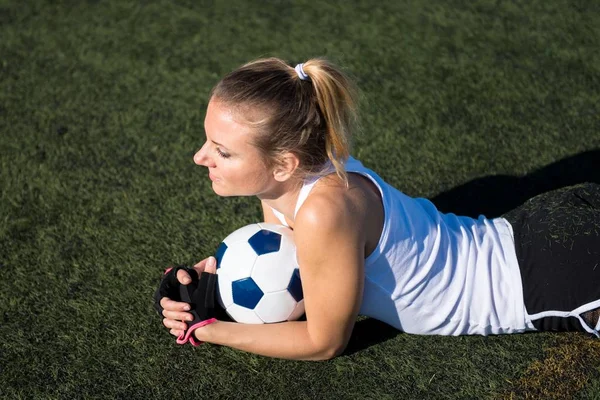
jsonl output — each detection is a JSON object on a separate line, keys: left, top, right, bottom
{"left": 503, "top": 183, "right": 600, "bottom": 335}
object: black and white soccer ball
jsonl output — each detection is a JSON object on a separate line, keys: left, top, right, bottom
{"left": 214, "top": 223, "right": 304, "bottom": 324}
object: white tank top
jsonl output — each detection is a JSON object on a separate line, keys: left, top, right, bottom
{"left": 271, "top": 157, "right": 532, "bottom": 335}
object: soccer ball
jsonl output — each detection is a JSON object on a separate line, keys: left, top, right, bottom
{"left": 214, "top": 223, "right": 305, "bottom": 324}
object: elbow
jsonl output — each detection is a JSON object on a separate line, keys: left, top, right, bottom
{"left": 322, "top": 345, "right": 346, "bottom": 361}
{"left": 312, "top": 342, "right": 347, "bottom": 361}
{"left": 305, "top": 320, "right": 353, "bottom": 360}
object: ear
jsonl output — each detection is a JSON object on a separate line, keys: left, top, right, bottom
{"left": 272, "top": 152, "right": 300, "bottom": 182}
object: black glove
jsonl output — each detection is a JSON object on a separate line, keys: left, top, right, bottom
{"left": 153, "top": 265, "right": 191, "bottom": 317}
{"left": 154, "top": 266, "right": 218, "bottom": 346}
{"left": 175, "top": 271, "right": 218, "bottom": 346}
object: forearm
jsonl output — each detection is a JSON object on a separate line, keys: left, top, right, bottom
{"left": 194, "top": 320, "right": 341, "bottom": 361}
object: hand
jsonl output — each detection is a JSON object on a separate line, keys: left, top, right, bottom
{"left": 160, "top": 256, "right": 218, "bottom": 338}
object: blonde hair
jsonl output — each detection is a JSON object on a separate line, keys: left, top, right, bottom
{"left": 209, "top": 57, "right": 358, "bottom": 184}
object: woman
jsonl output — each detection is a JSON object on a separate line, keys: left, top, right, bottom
{"left": 157, "top": 58, "right": 600, "bottom": 360}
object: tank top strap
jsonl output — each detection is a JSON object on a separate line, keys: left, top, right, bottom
{"left": 270, "top": 160, "right": 338, "bottom": 224}
{"left": 293, "top": 175, "right": 321, "bottom": 218}
{"left": 268, "top": 178, "right": 320, "bottom": 227}
{"left": 271, "top": 207, "right": 288, "bottom": 226}
{"left": 294, "top": 159, "right": 340, "bottom": 218}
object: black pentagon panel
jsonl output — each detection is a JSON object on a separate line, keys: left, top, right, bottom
{"left": 287, "top": 268, "right": 303, "bottom": 302}
{"left": 214, "top": 242, "right": 228, "bottom": 269}
{"left": 248, "top": 229, "right": 282, "bottom": 256}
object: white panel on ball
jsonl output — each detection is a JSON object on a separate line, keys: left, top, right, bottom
{"left": 287, "top": 299, "right": 305, "bottom": 321}
{"left": 251, "top": 251, "right": 298, "bottom": 293}
{"left": 219, "top": 242, "right": 259, "bottom": 281}
{"left": 226, "top": 303, "right": 265, "bottom": 324}
{"left": 254, "top": 291, "right": 298, "bottom": 323}
{"left": 216, "top": 269, "right": 234, "bottom": 308}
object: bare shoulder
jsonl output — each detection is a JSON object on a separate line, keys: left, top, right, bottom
{"left": 295, "top": 174, "right": 383, "bottom": 248}
{"left": 293, "top": 173, "right": 383, "bottom": 260}
{"left": 295, "top": 175, "right": 363, "bottom": 232}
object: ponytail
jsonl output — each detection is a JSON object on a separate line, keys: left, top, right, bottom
{"left": 300, "top": 59, "right": 358, "bottom": 183}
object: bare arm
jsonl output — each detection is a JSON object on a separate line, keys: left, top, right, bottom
{"left": 194, "top": 320, "right": 330, "bottom": 360}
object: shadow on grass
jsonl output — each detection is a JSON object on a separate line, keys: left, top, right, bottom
{"left": 431, "top": 149, "right": 600, "bottom": 218}
{"left": 344, "top": 317, "right": 403, "bottom": 356}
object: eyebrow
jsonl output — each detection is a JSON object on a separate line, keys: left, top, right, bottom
{"left": 211, "top": 139, "right": 229, "bottom": 150}
{"left": 211, "top": 139, "right": 227, "bottom": 148}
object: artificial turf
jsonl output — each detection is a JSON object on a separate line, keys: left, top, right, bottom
{"left": 0, "top": 0, "right": 599, "bottom": 398}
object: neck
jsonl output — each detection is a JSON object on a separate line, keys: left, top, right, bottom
{"left": 259, "top": 177, "right": 303, "bottom": 224}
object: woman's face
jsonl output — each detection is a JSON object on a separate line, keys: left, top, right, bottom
{"left": 194, "top": 99, "right": 277, "bottom": 197}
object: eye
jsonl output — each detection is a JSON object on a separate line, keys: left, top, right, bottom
{"left": 216, "top": 147, "right": 230, "bottom": 158}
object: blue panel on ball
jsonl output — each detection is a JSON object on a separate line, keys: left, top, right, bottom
{"left": 287, "top": 268, "right": 303, "bottom": 302}
{"left": 232, "top": 277, "right": 264, "bottom": 309}
{"left": 214, "top": 242, "right": 228, "bottom": 269}
{"left": 248, "top": 229, "right": 282, "bottom": 255}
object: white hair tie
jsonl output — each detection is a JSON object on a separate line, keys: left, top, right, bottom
{"left": 294, "top": 63, "right": 310, "bottom": 81}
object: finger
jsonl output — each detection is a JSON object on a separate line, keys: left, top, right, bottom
{"left": 170, "top": 328, "right": 184, "bottom": 337}
{"left": 177, "top": 269, "right": 192, "bottom": 285}
{"left": 163, "top": 310, "right": 194, "bottom": 322}
{"left": 203, "top": 256, "right": 217, "bottom": 274}
{"left": 160, "top": 297, "right": 191, "bottom": 312}
{"left": 193, "top": 257, "right": 209, "bottom": 273}
{"left": 163, "top": 318, "right": 188, "bottom": 331}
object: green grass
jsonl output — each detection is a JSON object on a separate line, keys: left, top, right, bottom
{"left": 1, "top": 0, "right": 599, "bottom": 398}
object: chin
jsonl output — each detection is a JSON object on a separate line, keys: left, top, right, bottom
{"left": 211, "top": 183, "right": 229, "bottom": 197}
{"left": 212, "top": 182, "right": 259, "bottom": 198}
{"left": 211, "top": 183, "right": 238, "bottom": 197}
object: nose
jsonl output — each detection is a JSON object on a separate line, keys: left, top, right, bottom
{"left": 193, "top": 142, "right": 213, "bottom": 167}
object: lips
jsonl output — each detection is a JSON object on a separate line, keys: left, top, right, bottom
{"left": 208, "top": 171, "right": 219, "bottom": 182}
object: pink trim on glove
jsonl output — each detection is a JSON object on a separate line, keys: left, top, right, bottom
{"left": 164, "top": 267, "right": 173, "bottom": 274}
{"left": 176, "top": 318, "right": 217, "bottom": 347}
